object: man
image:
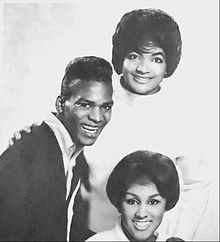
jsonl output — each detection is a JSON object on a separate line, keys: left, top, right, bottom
{"left": 0, "top": 56, "right": 114, "bottom": 241}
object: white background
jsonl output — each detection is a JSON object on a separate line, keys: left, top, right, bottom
{"left": 0, "top": 0, "right": 219, "bottom": 240}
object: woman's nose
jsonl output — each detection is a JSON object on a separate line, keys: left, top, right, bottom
{"left": 135, "top": 204, "right": 148, "bottom": 218}
{"left": 136, "top": 58, "right": 150, "bottom": 74}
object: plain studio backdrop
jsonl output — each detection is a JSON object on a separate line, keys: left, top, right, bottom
{"left": 0, "top": 0, "right": 219, "bottom": 240}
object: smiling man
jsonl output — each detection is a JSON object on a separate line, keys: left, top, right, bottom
{"left": 0, "top": 56, "right": 113, "bottom": 241}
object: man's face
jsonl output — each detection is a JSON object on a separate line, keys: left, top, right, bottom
{"left": 58, "top": 79, "right": 113, "bottom": 147}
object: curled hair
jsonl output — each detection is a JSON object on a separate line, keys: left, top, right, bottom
{"left": 112, "top": 9, "right": 182, "bottom": 78}
{"left": 106, "top": 150, "right": 180, "bottom": 211}
{"left": 61, "top": 56, "right": 113, "bottom": 99}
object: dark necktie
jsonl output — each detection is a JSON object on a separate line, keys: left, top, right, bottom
{"left": 66, "top": 159, "right": 81, "bottom": 206}
{"left": 68, "top": 152, "right": 94, "bottom": 241}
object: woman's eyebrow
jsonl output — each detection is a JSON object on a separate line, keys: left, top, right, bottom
{"left": 125, "top": 192, "right": 139, "bottom": 197}
{"left": 135, "top": 48, "right": 166, "bottom": 58}
{"left": 148, "top": 193, "right": 161, "bottom": 199}
{"left": 125, "top": 192, "right": 161, "bottom": 199}
{"left": 151, "top": 52, "right": 165, "bottom": 58}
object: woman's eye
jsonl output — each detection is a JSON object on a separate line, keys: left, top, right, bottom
{"left": 126, "top": 199, "right": 138, "bottom": 205}
{"left": 148, "top": 199, "right": 160, "bottom": 205}
{"left": 153, "top": 57, "right": 164, "bottom": 64}
{"left": 127, "top": 53, "right": 139, "bottom": 60}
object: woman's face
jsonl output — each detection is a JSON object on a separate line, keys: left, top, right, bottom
{"left": 121, "top": 182, "right": 166, "bottom": 241}
{"left": 122, "top": 46, "right": 167, "bottom": 95}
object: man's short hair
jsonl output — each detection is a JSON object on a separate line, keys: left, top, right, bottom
{"left": 112, "top": 9, "right": 182, "bottom": 78}
{"left": 61, "top": 56, "right": 113, "bottom": 99}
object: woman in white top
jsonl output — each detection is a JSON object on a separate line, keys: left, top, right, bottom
{"left": 83, "top": 8, "right": 210, "bottom": 241}
{"left": 87, "top": 150, "right": 184, "bottom": 241}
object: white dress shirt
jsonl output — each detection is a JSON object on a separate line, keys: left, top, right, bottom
{"left": 45, "top": 113, "right": 83, "bottom": 241}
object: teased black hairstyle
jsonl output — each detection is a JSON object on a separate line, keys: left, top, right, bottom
{"left": 61, "top": 56, "right": 113, "bottom": 99}
{"left": 106, "top": 150, "right": 180, "bottom": 211}
{"left": 112, "top": 9, "right": 182, "bottom": 78}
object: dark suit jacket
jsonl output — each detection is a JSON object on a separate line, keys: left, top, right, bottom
{"left": 0, "top": 122, "right": 88, "bottom": 241}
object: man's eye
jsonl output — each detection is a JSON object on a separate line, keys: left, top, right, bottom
{"left": 102, "top": 105, "right": 112, "bottom": 111}
{"left": 76, "top": 103, "right": 90, "bottom": 108}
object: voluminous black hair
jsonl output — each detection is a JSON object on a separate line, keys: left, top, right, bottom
{"left": 61, "top": 56, "right": 113, "bottom": 99}
{"left": 112, "top": 9, "right": 182, "bottom": 78}
{"left": 106, "top": 150, "right": 180, "bottom": 211}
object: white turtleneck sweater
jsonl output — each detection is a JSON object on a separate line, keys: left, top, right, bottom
{"left": 83, "top": 76, "right": 212, "bottom": 241}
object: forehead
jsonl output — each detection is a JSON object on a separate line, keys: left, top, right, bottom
{"left": 69, "top": 79, "right": 113, "bottom": 102}
{"left": 126, "top": 183, "right": 159, "bottom": 197}
{"left": 136, "top": 45, "right": 165, "bottom": 55}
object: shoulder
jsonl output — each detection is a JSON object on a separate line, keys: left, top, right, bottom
{"left": 0, "top": 122, "right": 59, "bottom": 165}
{"left": 87, "top": 220, "right": 128, "bottom": 241}
{"left": 13, "top": 122, "right": 57, "bottom": 149}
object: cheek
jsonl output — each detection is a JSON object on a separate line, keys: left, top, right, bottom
{"left": 122, "top": 60, "right": 133, "bottom": 75}
{"left": 151, "top": 206, "right": 166, "bottom": 220}
{"left": 68, "top": 107, "right": 87, "bottom": 121}
{"left": 121, "top": 204, "right": 136, "bottom": 220}
{"left": 104, "top": 111, "right": 112, "bottom": 123}
{"left": 154, "top": 64, "right": 166, "bottom": 77}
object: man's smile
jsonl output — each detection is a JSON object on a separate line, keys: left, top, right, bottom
{"left": 81, "top": 124, "right": 101, "bottom": 137}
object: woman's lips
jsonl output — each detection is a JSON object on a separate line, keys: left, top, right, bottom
{"left": 132, "top": 74, "right": 153, "bottom": 84}
{"left": 132, "top": 220, "right": 152, "bottom": 231}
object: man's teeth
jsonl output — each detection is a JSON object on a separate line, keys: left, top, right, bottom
{"left": 82, "top": 125, "right": 99, "bottom": 133}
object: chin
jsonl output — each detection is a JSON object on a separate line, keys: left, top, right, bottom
{"left": 81, "top": 138, "right": 97, "bottom": 147}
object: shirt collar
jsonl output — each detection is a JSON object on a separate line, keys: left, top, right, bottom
{"left": 45, "top": 112, "right": 74, "bottom": 154}
{"left": 113, "top": 75, "right": 162, "bottom": 106}
{"left": 44, "top": 113, "right": 83, "bottom": 173}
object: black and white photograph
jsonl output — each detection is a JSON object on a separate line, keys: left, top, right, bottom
{"left": 0, "top": 0, "right": 219, "bottom": 241}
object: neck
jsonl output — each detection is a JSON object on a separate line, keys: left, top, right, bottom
{"left": 55, "top": 112, "right": 84, "bottom": 153}
{"left": 74, "top": 143, "right": 84, "bottom": 156}
{"left": 120, "top": 77, "right": 161, "bottom": 96}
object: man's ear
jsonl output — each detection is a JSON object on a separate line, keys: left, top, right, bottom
{"left": 56, "top": 95, "right": 65, "bottom": 114}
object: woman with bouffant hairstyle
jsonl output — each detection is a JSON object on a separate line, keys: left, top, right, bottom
{"left": 112, "top": 8, "right": 182, "bottom": 80}
{"left": 84, "top": 8, "right": 209, "bottom": 241}
{"left": 87, "top": 150, "right": 184, "bottom": 241}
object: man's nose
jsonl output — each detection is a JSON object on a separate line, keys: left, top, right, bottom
{"left": 88, "top": 107, "right": 103, "bottom": 123}
{"left": 136, "top": 58, "right": 150, "bottom": 73}
{"left": 135, "top": 204, "right": 148, "bottom": 218}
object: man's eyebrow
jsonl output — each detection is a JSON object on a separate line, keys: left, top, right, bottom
{"left": 77, "top": 98, "right": 114, "bottom": 106}
{"left": 76, "top": 98, "right": 92, "bottom": 103}
{"left": 103, "top": 101, "right": 114, "bottom": 106}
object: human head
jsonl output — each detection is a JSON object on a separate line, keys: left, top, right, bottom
{"left": 112, "top": 8, "right": 182, "bottom": 79}
{"left": 56, "top": 56, "right": 114, "bottom": 148}
{"left": 106, "top": 150, "right": 180, "bottom": 240}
